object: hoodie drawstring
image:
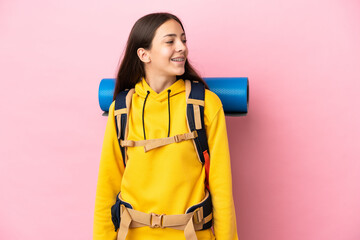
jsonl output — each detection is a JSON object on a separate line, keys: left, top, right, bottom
{"left": 142, "top": 91, "right": 150, "bottom": 140}
{"left": 141, "top": 89, "right": 172, "bottom": 140}
{"left": 167, "top": 89, "right": 171, "bottom": 137}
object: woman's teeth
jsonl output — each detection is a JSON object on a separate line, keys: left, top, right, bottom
{"left": 171, "top": 58, "right": 184, "bottom": 62}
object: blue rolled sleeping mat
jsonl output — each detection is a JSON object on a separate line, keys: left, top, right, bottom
{"left": 99, "top": 77, "right": 249, "bottom": 116}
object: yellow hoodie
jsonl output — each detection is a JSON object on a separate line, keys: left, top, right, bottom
{"left": 94, "top": 78, "right": 238, "bottom": 240}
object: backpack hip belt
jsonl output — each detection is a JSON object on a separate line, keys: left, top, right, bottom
{"left": 112, "top": 189, "right": 213, "bottom": 240}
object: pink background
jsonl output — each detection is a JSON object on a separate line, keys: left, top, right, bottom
{"left": 1, "top": 0, "right": 360, "bottom": 239}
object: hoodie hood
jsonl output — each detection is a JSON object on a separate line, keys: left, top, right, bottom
{"left": 135, "top": 77, "right": 185, "bottom": 102}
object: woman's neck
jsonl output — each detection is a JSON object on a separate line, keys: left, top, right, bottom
{"left": 144, "top": 74, "right": 177, "bottom": 94}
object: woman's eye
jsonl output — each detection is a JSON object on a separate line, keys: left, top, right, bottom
{"left": 166, "top": 40, "right": 187, "bottom": 44}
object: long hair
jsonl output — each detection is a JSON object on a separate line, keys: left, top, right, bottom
{"left": 113, "top": 12, "right": 208, "bottom": 100}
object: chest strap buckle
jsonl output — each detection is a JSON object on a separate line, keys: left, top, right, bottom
{"left": 150, "top": 213, "right": 165, "bottom": 228}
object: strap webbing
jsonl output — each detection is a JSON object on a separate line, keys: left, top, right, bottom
{"left": 114, "top": 89, "right": 134, "bottom": 166}
{"left": 120, "top": 131, "right": 198, "bottom": 152}
{"left": 185, "top": 80, "right": 210, "bottom": 189}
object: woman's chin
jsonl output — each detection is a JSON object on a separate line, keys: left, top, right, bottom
{"left": 174, "top": 68, "right": 185, "bottom": 76}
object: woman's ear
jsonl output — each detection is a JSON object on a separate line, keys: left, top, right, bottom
{"left": 137, "top": 48, "right": 151, "bottom": 63}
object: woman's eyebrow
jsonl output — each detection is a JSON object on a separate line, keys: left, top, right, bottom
{"left": 163, "top": 33, "right": 185, "bottom": 38}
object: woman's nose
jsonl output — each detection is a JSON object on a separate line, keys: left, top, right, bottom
{"left": 176, "top": 39, "right": 187, "bottom": 52}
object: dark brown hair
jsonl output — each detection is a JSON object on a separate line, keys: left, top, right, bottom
{"left": 113, "top": 12, "right": 208, "bottom": 100}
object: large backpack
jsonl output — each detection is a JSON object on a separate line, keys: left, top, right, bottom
{"left": 113, "top": 80, "right": 210, "bottom": 189}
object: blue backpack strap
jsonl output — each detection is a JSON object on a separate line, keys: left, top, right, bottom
{"left": 114, "top": 88, "right": 134, "bottom": 167}
{"left": 185, "top": 80, "right": 211, "bottom": 189}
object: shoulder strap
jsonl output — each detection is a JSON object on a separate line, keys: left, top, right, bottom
{"left": 185, "top": 80, "right": 211, "bottom": 190}
{"left": 114, "top": 88, "right": 135, "bottom": 167}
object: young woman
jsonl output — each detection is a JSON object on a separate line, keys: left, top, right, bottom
{"left": 93, "top": 12, "right": 238, "bottom": 240}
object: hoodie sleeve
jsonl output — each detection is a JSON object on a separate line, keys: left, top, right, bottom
{"left": 206, "top": 102, "right": 239, "bottom": 240}
{"left": 93, "top": 101, "right": 125, "bottom": 240}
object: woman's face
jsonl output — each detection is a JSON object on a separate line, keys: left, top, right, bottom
{"left": 143, "top": 19, "right": 188, "bottom": 77}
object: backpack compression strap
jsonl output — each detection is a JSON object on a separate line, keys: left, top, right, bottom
{"left": 185, "top": 80, "right": 211, "bottom": 190}
{"left": 114, "top": 88, "right": 134, "bottom": 167}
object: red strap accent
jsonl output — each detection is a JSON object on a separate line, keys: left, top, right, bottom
{"left": 203, "top": 150, "right": 210, "bottom": 190}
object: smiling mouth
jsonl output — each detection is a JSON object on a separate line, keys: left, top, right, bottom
{"left": 171, "top": 57, "right": 185, "bottom": 62}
